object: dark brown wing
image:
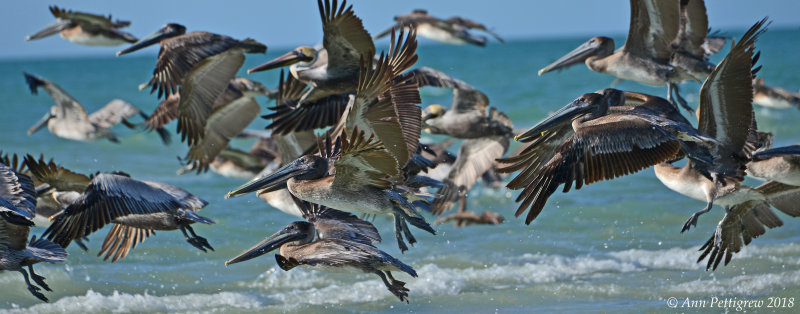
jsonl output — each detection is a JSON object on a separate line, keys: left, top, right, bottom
{"left": 264, "top": 70, "right": 351, "bottom": 134}
{"left": 500, "top": 114, "right": 683, "bottom": 224}
{"left": 145, "top": 32, "right": 244, "bottom": 99}
{"left": 672, "top": 0, "right": 709, "bottom": 57}
{"left": 144, "top": 93, "right": 180, "bottom": 131}
{"left": 332, "top": 129, "right": 398, "bottom": 190}
{"left": 698, "top": 19, "right": 765, "bottom": 177}
{"left": 345, "top": 29, "right": 420, "bottom": 168}
{"left": 623, "top": 0, "right": 680, "bottom": 63}
{"left": 177, "top": 49, "right": 246, "bottom": 146}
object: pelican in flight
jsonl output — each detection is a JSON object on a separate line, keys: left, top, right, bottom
{"left": 247, "top": 0, "right": 373, "bottom": 107}
{"left": 26, "top": 156, "right": 214, "bottom": 262}
{"left": 1, "top": 162, "right": 67, "bottom": 302}
{"left": 497, "top": 88, "right": 716, "bottom": 224}
{"left": 696, "top": 181, "right": 800, "bottom": 270}
{"left": 23, "top": 72, "right": 162, "bottom": 143}
{"left": 228, "top": 30, "right": 435, "bottom": 252}
{"left": 25, "top": 6, "right": 137, "bottom": 46}
{"left": 752, "top": 78, "right": 800, "bottom": 109}
{"left": 406, "top": 67, "right": 511, "bottom": 226}
{"left": 538, "top": 0, "right": 696, "bottom": 110}
{"left": 653, "top": 19, "right": 767, "bottom": 232}
{"left": 375, "top": 9, "right": 503, "bottom": 46}
{"left": 116, "top": 23, "right": 267, "bottom": 146}
{"left": 226, "top": 201, "right": 417, "bottom": 302}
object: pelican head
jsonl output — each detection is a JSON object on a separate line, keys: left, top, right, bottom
{"left": 225, "top": 155, "right": 328, "bottom": 198}
{"left": 538, "top": 36, "right": 614, "bottom": 75}
{"left": 515, "top": 89, "right": 623, "bottom": 142}
{"left": 422, "top": 104, "right": 446, "bottom": 121}
{"left": 248, "top": 46, "right": 317, "bottom": 73}
{"left": 229, "top": 77, "right": 269, "bottom": 97}
{"left": 225, "top": 221, "right": 315, "bottom": 266}
{"left": 116, "top": 23, "right": 186, "bottom": 56}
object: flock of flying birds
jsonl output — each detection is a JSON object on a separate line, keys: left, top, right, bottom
{"left": 2, "top": 0, "right": 800, "bottom": 304}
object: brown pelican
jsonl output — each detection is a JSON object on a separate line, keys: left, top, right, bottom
{"left": 116, "top": 23, "right": 267, "bottom": 146}
{"left": 227, "top": 30, "right": 434, "bottom": 252}
{"left": 538, "top": 0, "right": 695, "bottom": 110}
{"left": 226, "top": 201, "right": 417, "bottom": 302}
{"left": 696, "top": 181, "right": 800, "bottom": 270}
{"left": 497, "top": 88, "right": 717, "bottom": 224}
{"left": 414, "top": 67, "right": 513, "bottom": 139}
{"left": 1, "top": 162, "right": 67, "bottom": 302}
{"left": 247, "top": 0, "right": 373, "bottom": 106}
{"left": 653, "top": 19, "right": 766, "bottom": 232}
{"left": 25, "top": 6, "right": 137, "bottom": 46}
{"left": 26, "top": 156, "right": 214, "bottom": 262}
{"left": 752, "top": 78, "right": 800, "bottom": 109}
{"left": 374, "top": 9, "right": 503, "bottom": 46}
{"left": 23, "top": 72, "right": 159, "bottom": 143}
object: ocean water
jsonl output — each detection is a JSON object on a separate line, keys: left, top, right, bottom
{"left": 1, "top": 28, "right": 800, "bottom": 313}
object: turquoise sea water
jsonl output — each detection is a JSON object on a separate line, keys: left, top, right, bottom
{"left": 1, "top": 28, "right": 800, "bottom": 313}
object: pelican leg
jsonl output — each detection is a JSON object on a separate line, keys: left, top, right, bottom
{"left": 374, "top": 270, "right": 409, "bottom": 303}
{"left": 681, "top": 200, "right": 714, "bottom": 233}
{"left": 668, "top": 83, "right": 692, "bottom": 112}
{"left": 393, "top": 216, "right": 410, "bottom": 253}
{"left": 183, "top": 225, "right": 214, "bottom": 252}
{"left": 18, "top": 268, "right": 47, "bottom": 302}
{"left": 74, "top": 237, "right": 89, "bottom": 251}
{"left": 27, "top": 265, "right": 51, "bottom": 292}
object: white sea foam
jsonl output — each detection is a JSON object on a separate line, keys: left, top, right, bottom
{"left": 6, "top": 290, "right": 260, "bottom": 314}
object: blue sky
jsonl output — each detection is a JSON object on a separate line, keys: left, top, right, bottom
{"left": 3, "top": 0, "right": 799, "bottom": 59}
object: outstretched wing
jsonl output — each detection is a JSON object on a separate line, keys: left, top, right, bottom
{"left": 23, "top": 72, "right": 89, "bottom": 123}
{"left": 42, "top": 173, "right": 184, "bottom": 248}
{"left": 24, "top": 154, "right": 92, "bottom": 192}
{"left": 297, "top": 199, "right": 381, "bottom": 244}
{"left": 319, "top": 0, "right": 375, "bottom": 74}
{"left": 697, "top": 19, "right": 765, "bottom": 177}
{"left": 623, "top": 0, "right": 680, "bottom": 63}
{"left": 88, "top": 99, "right": 141, "bottom": 129}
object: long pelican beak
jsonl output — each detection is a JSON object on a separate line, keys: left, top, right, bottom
{"left": 117, "top": 28, "right": 170, "bottom": 56}
{"left": 225, "top": 159, "right": 312, "bottom": 198}
{"left": 248, "top": 50, "right": 311, "bottom": 73}
{"left": 225, "top": 226, "right": 306, "bottom": 266}
{"left": 538, "top": 38, "right": 602, "bottom": 76}
{"left": 28, "top": 112, "right": 53, "bottom": 135}
{"left": 514, "top": 96, "right": 595, "bottom": 142}
{"left": 25, "top": 19, "right": 72, "bottom": 41}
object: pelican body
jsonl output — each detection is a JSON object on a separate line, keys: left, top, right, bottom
{"left": 25, "top": 6, "right": 137, "bottom": 46}
{"left": 226, "top": 202, "right": 417, "bottom": 302}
